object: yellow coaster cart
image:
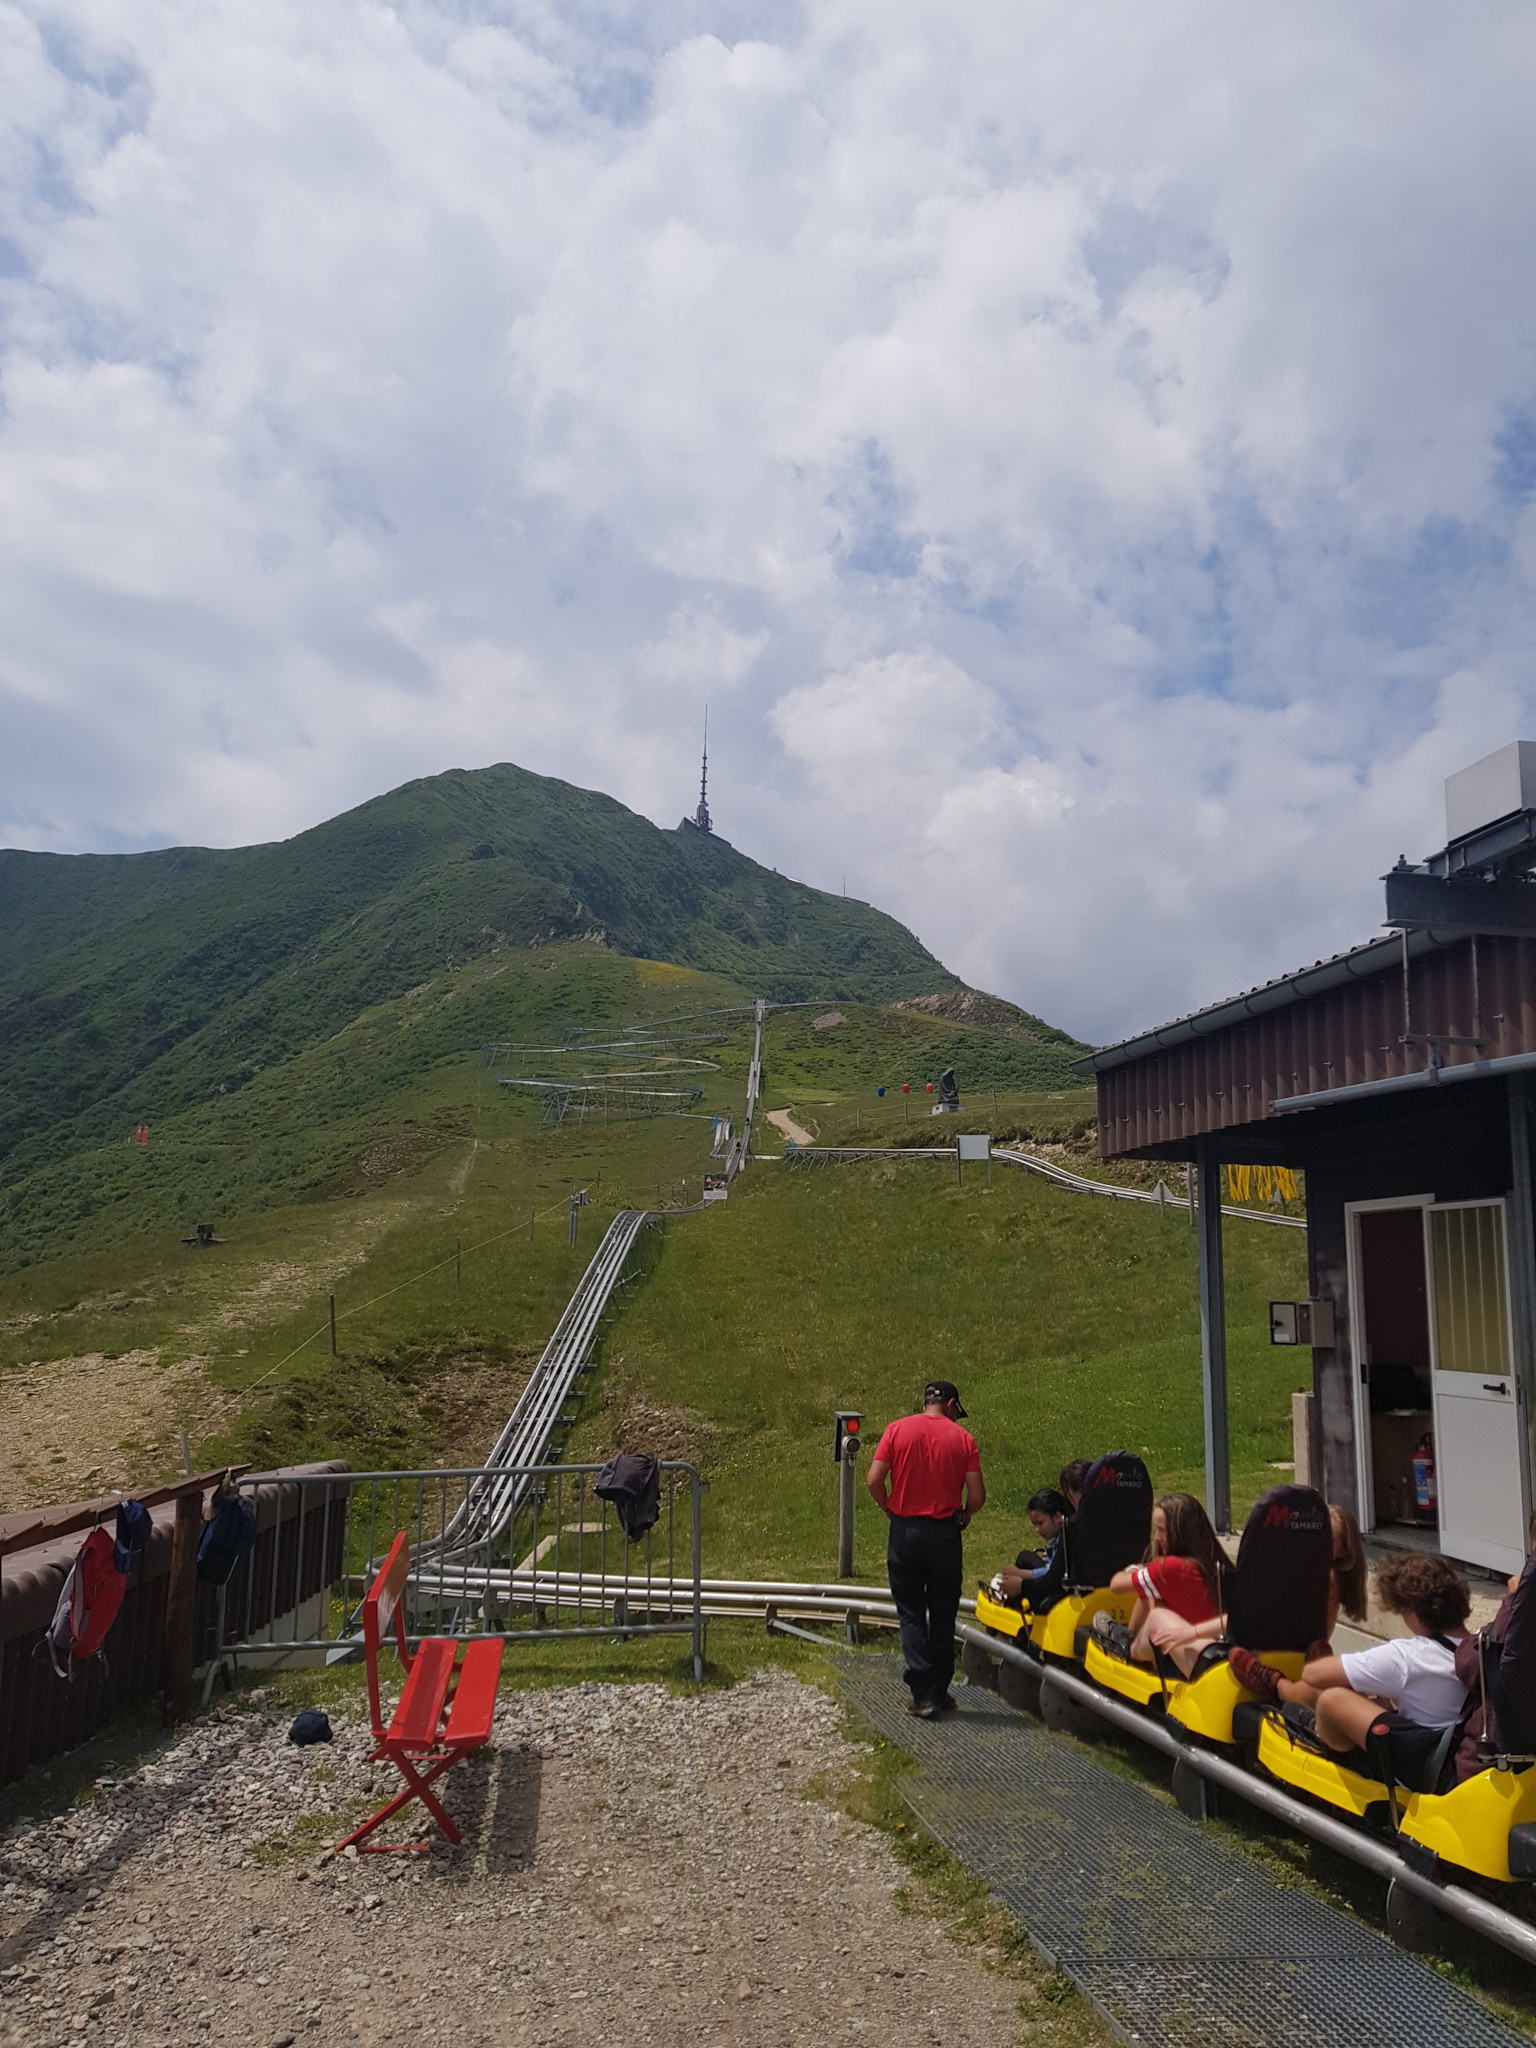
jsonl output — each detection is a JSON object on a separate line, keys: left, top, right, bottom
{"left": 1076, "top": 1484, "right": 1333, "bottom": 1747}
{"left": 1244, "top": 1563, "right": 1536, "bottom": 1887}
{"left": 964, "top": 1451, "right": 1153, "bottom": 1712}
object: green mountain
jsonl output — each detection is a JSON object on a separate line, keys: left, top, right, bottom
{"left": 0, "top": 762, "right": 1088, "bottom": 1266}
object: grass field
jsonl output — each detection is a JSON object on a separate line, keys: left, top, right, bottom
{"left": 1, "top": 950, "right": 1306, "bottom": 1576}
{"left": 566, "top": 1143, "right": 1308, "bottom": 1582}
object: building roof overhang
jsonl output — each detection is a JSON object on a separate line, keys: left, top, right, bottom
{"left": 1077, "top": 927, "right": 1459, "bottom": 1077}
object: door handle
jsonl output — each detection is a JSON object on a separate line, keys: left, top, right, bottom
{"left": 1484, "top": 1382, "right": 1510, "bottom": 1395}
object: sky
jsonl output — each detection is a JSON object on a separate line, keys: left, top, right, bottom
{"left": 4, "top": 1, "right": 1536, "bottom": 1044}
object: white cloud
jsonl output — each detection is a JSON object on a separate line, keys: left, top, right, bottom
{"left": 3, "top": 0, "right": 1536, "bottom": 1038}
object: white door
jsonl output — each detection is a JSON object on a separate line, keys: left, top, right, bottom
{"left": 1426, "top": 1200, "right": 1530, "bottom": 1577}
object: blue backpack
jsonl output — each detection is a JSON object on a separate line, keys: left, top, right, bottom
{"left": 114, "top": 1498, "right": 152, "bottom": 1573}
{"left": 197, "top": 1492, "right": 257, "bottom": 1585}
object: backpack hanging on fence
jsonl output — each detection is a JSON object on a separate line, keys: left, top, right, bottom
{"left": 47, "top": 1527, "right": 128, "bottom": 1678}
{"left": 114, "top": 1497, "right": 152, "bottom": 1572}
{"left": 197, "top": 1487, "right": 256, "bottom": 1586}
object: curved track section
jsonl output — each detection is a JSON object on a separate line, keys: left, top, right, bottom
{"left": 993, "top": 1145, "right": 1306, "bottom": 1230}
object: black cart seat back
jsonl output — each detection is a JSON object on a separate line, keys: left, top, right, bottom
{"left": 1061, "top": 1453, "right": 1153, "bottom": 1590}
{"left": 1490, "top": 1551, "right": 1536, "bottom": 1759}
{"left": 1224, "top": 1484, "right": 1332, "bottom": 1653}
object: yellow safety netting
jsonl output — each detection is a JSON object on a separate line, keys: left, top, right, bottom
{"left": 1226, "top": 1164, "right": 1299, "bottom": 1206}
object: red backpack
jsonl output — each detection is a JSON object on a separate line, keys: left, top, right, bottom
{"left": 47, "top": 1527, "right": 128, "bottom": 1677}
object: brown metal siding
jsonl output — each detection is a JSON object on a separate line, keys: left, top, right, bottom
{"left": 1099, "top": 934, "right": 1536, "bottom": 1157}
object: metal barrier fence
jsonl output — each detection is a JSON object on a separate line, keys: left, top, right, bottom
{"left": 225, "top": 1462, "right": 707, "bottom": 1680}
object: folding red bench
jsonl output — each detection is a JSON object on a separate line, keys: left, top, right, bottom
{"left": 338, "top": 1532, "right": 504, "bottom": 1853}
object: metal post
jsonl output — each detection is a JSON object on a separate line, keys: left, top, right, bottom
{"left": 456, "top": 1237, "right": 461, "bottom": 1286}
{"left": 1195, "top": 1135, "right": 1231, "bottom": 1533}
{"left": 328, "top": 1294, "right": 337, "bottom": 1356}
{"left": 691, "top": 1468, "right": 705, "bottom": 1681}
{"left": 838, "top": 1438, "right": 858, "bottom": 1578}
{"left": 1508, "top": 1076, "right": 1536, "bottom": 1521}
{"left": 569, "top": 1193, "right": 578, "bottom": 1246}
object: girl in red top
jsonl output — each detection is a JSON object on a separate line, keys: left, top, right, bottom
{"left": 1097, "top": 1492, "right": 1226, "bottom": 1673}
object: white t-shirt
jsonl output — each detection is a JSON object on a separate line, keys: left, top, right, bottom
{"left": 1339, "top": 1634, "right": 1468, "bottom": 1728}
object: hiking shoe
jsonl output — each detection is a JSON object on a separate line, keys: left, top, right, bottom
{"left": 1229, "top": 1646, "right": 1284, "bottom": 1705}
{"left": 931, "top": 1692, "right": 958, "bottom": 1713}
{"left": 1092, "top": 1619, "right": 1136, "bottom": 1662}
{"left": 1281, "top": 1700, "right": 1322, "bottom": 1747}
{"left": 910, "top": 1697, "right": 939, "bottom": 1720}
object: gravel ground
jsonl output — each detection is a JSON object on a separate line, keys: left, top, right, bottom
{"left": 0, "top": 1670, "right": 1024, "bottom": 2048}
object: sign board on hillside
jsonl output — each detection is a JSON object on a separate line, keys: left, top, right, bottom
{"left": 703, "top": 1174, "right": 729, "bottom": 1204}
{"left": 956, "top": 1135, "right": 991, "bottom": 1162}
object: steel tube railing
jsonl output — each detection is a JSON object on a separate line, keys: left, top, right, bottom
{"left": 992, "top": 1148, "right": 1306, "bottom": 1228}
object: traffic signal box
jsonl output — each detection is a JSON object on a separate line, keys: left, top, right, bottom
{"left": 834, "top": 1411, "right": 864, "bottom": 1462}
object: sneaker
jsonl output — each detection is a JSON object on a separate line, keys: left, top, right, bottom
{"left": 1281, "top": 1700, "right": 1321, "bottom": 1746}
{"left": 931, "top": 1692, "right": 957, "bottom": 1713}
{"left": 1229, "top": 1646, "right": 1284, "bottom": 1705}
{"left": 1091, "top": 1619, "right": 1135, "bottom": 1662}
{"left": 910, "top": 1697, "right": 939, "bottom": 1720}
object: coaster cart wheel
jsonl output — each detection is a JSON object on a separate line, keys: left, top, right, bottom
{"left": 997, "top": 1654, "right": 1043, "bottom": 1716}
{"left": 961, "top": 1637, "right": 1001, "bottom": 1692}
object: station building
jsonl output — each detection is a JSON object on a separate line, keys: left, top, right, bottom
{"left": 1081, "top": 744, "right": 1536, "bottom": 1579}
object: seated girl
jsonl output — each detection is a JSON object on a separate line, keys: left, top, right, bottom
{"left": 1092, "top": 1492, "right": 1225, "bottom": 1672}
{"left": 1298, "top": 1551, "right": 1471, "bottom": 1791}
{"left": 992, "top": 1488, "right": 1070, "bottom": 1607}
{"left": 1229, "top": 1504, "right": 1367, "bottom": 1706}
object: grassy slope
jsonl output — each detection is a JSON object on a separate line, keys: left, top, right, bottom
{"left": 0, "top": 950, "right": 1110, "bottom": 1498}
{"left": 1, "top": 951, "right": 1304, "bottom": 1544}
{"left": 570, "top": 1153, "right": 1308, "bottom": 1579}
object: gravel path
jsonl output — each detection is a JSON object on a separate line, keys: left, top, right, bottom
{"left": 0, "top": 1670, "right": 1025, "bottom": 2048}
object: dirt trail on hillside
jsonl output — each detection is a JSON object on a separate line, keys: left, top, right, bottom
{"left": 0, "top": 1351, "right": 237, "bottom": 1512}
{"left": 766, "top": 1108, "right": 816, "bottom": 1146}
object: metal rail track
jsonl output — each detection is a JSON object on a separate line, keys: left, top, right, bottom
{"left": 425, "top": 993, "right": 770, "bottom": 1567}
{"left": 423, "top": 1207, "right": 654, "bottom": 1560}
{"left": 992, "top": 1146, "right": 1306, "bottom": 1229}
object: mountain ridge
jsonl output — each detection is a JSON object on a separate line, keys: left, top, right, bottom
{"left": 0, "top": 761, "right": 1085, "bottom": 1195}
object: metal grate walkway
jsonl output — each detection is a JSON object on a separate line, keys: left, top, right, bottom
{"left": 839, "top": 1659, "right": 1528, "bottom": 2048}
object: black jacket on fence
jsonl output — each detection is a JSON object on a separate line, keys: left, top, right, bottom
{"left": 595, "top": 1455, "right": 662, "bottom": 1543}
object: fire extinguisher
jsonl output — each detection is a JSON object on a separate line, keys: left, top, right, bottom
{"left": 1412, "top": 1434, "right": 1437, "bottom": 1525}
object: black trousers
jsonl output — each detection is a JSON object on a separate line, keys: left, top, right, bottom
{"left": 887, "top": 1513, "right": 963, "bottom": 1702}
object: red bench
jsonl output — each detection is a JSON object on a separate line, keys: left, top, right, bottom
{"left": 338, "top": 1532, "right": 504, "bottom": 1853}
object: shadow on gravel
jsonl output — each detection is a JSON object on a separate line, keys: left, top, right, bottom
{"left": 481, "top": 1747, "right": 543, "bottom": 1873}
{"left": 0, "top": 1730, "right": 249, "bottom": 1971}
{"left": 419, "top": 1743, "right": 543, "bottom": 1883}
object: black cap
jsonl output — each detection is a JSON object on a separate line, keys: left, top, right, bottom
{"left": 924, "top": 1379, "right": 967, "bottom": 1418}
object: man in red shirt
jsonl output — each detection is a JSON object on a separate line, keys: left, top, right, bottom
{"left": 866, "top": 1381, "right": 985, "bottom": 1718}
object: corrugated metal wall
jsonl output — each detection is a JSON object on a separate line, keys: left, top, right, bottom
{"left": 1098, "top": 934, "right": 1536, "bottom": 1157}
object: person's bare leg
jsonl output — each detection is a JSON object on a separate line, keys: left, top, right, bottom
{"left": 1314, "top": 1686, "right": 1382, "bottom": 1755}
{"left": 1142, "top": 1606, "right": 1203, "bottom": 1674}
{"left": 1275, "top": 1677, "right": 1320, "bottom": 1707}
